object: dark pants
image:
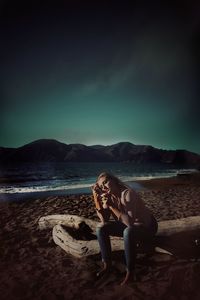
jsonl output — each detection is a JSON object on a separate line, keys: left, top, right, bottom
{"left": 96, "top": 218, "right": 157, "bottom": 272}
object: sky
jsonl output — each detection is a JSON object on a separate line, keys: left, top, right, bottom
{"left": 0, "top": 0, "right": 200, "bottom": 153}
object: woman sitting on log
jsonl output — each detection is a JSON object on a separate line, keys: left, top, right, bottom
{"left": 92, "top": 172, "right": 158, "bottom": 285}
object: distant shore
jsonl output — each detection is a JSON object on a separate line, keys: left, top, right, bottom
{"left": 135, "top": 170, "right": 200, "bottom": 190}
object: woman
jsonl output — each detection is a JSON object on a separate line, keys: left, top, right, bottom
{"left": 92, "top": 172, "right": 158, "bottom": 285}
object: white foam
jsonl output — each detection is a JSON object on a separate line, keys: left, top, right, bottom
{"left": 0, "top": 168, "right": 196, "bottom": 194}
{"left": 0, "top": 183, "right": 94, "bottom": 194}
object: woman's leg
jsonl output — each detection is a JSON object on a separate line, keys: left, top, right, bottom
{"left": 120, "top": 226, "right": 136, "bottom": 285}
{"left": 96, "top": 221, "right": 126, "bottom": 275}
{"left": 121, "top": 223, "right": 158, "bottom": 285}
{"left": 96, "top": 225, "right": 112, "bottom": 265}
{"left": 123, "top": 226, "right": 136, "bottom": 272}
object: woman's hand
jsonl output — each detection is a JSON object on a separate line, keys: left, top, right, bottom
{"left": 91, "top": 183, "right": 103, "bottom": 210}
{"left": 92, "top": 183, "right": 101, "bottom": 193}
{"left": 101, "top": 193, "right": 113, "bottom": 209}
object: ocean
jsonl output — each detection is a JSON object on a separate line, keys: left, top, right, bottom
{"left": 0, "top": 162, "right": 195, "bottom": 201}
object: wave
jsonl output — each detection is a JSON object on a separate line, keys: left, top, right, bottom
{"left": 0, "top": 168, "right": 196, "bottom": 195}
{"left": 0, "top": 183, "right": 93, "bottom": 194}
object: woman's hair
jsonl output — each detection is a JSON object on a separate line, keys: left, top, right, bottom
{"left": 97, "top": 172, "right": 128, "bottom": 189}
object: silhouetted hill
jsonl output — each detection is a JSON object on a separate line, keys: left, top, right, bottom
{"left": 0, "top": 139, "right": 200, "bottom": 166}
{"left": 1, "top": 139, "right": 71, "bottom": 163}
{"left": 100, "top": 143, "right": 162, "bottom": 162}
{"left": 0, "top": 140, "right": 110, "bottom": 163}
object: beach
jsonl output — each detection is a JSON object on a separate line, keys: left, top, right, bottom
{"left": 1, "top": 173, "right": 200, "bottom": 300}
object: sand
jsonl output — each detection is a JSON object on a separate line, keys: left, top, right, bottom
{"left": 0, "top": 173, "right": 200, "bottom": 300}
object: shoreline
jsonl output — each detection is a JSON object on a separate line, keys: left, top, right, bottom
{"left": 0, "top": 180, "right": 145, "bottom": 203}
{"left": 135, "top": 170, "right": 200, "bottom": 190}
{"left": 1, "top": 171, "right": 199, "bottom": 203}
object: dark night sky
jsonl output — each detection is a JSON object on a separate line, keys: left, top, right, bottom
{"left": 1, "top": 0, "right": 200, "bottom": 153}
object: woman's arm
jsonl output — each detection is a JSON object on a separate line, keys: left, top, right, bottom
{"left": 92, "top": 185, "right": 111, "bottom": 223}
{"left": 92, "top": 186, "right": 102, "bottom": 211}
{"left": 108, "top": 190, "right": 142, "bottom": 227}
{"left": 96, "top": 208, "right": 111, "bottom": 224}
{"left": 108, "top": 205, "right": 132, "bottom": 227}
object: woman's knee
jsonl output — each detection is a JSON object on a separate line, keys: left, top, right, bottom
{"left": 96, "top": 224, "right": 108, "bottom": 237}
{"left": 123, "top": 226, "right": 134, "bottom": 238}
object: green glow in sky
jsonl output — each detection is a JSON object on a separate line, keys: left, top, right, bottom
{"left": 1, "top": 1, "right": 199, "bottom": 153}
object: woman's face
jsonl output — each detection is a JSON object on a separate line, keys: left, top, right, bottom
{"left": 97, "top": 176, "right": 118, "bottom": 195}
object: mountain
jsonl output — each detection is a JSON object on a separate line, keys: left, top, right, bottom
{"left": 0, "top": 139, "right": 200, "bottom": 167}
{"left": 0, "top": 140, "right": 110, "bottom": 163}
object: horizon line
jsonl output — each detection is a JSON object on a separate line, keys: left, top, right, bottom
{"left": 1, "top": 138, "right": 200, "bottom": 155}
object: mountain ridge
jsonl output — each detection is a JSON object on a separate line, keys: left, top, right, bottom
{"left": 0, "top": 139, "right": 200, "bottom": 166}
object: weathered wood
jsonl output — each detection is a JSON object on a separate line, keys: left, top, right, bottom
{"left": 38, "top": 214, "right": 98, "bottom": 232}
{"left": 52, "top": 224, "right": 124, "bottom": 257}
{"left": 158, "top": 216, "right": 200, "bottom": 236}
{"left": 39, "top": 214, "right": 200, "bottom": 257}
{"left": 38, "top": 214, "right": 200, "bottom": 236}
{"left": 53, "top": 224, "right": 175, "bottom": 257}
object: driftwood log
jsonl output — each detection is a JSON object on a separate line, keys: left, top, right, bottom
{"left": 52, "top": 224, "right": 125, "bottom": 257}
{"left": 38, "top": 214, "right": 98, "bottom": 232}
{"left": 38, "top": 214, "right": 200, "bottom": 258}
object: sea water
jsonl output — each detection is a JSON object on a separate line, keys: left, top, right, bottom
{"left": 0, "top": 162, "right": 196, "bottom": 200}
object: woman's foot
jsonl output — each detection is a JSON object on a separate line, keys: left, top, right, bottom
{"left": 120, "top": 271, "right": 135, "bottom": 286}
{"left": 96, "top": 261, "right": 111, "bottom": 278}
